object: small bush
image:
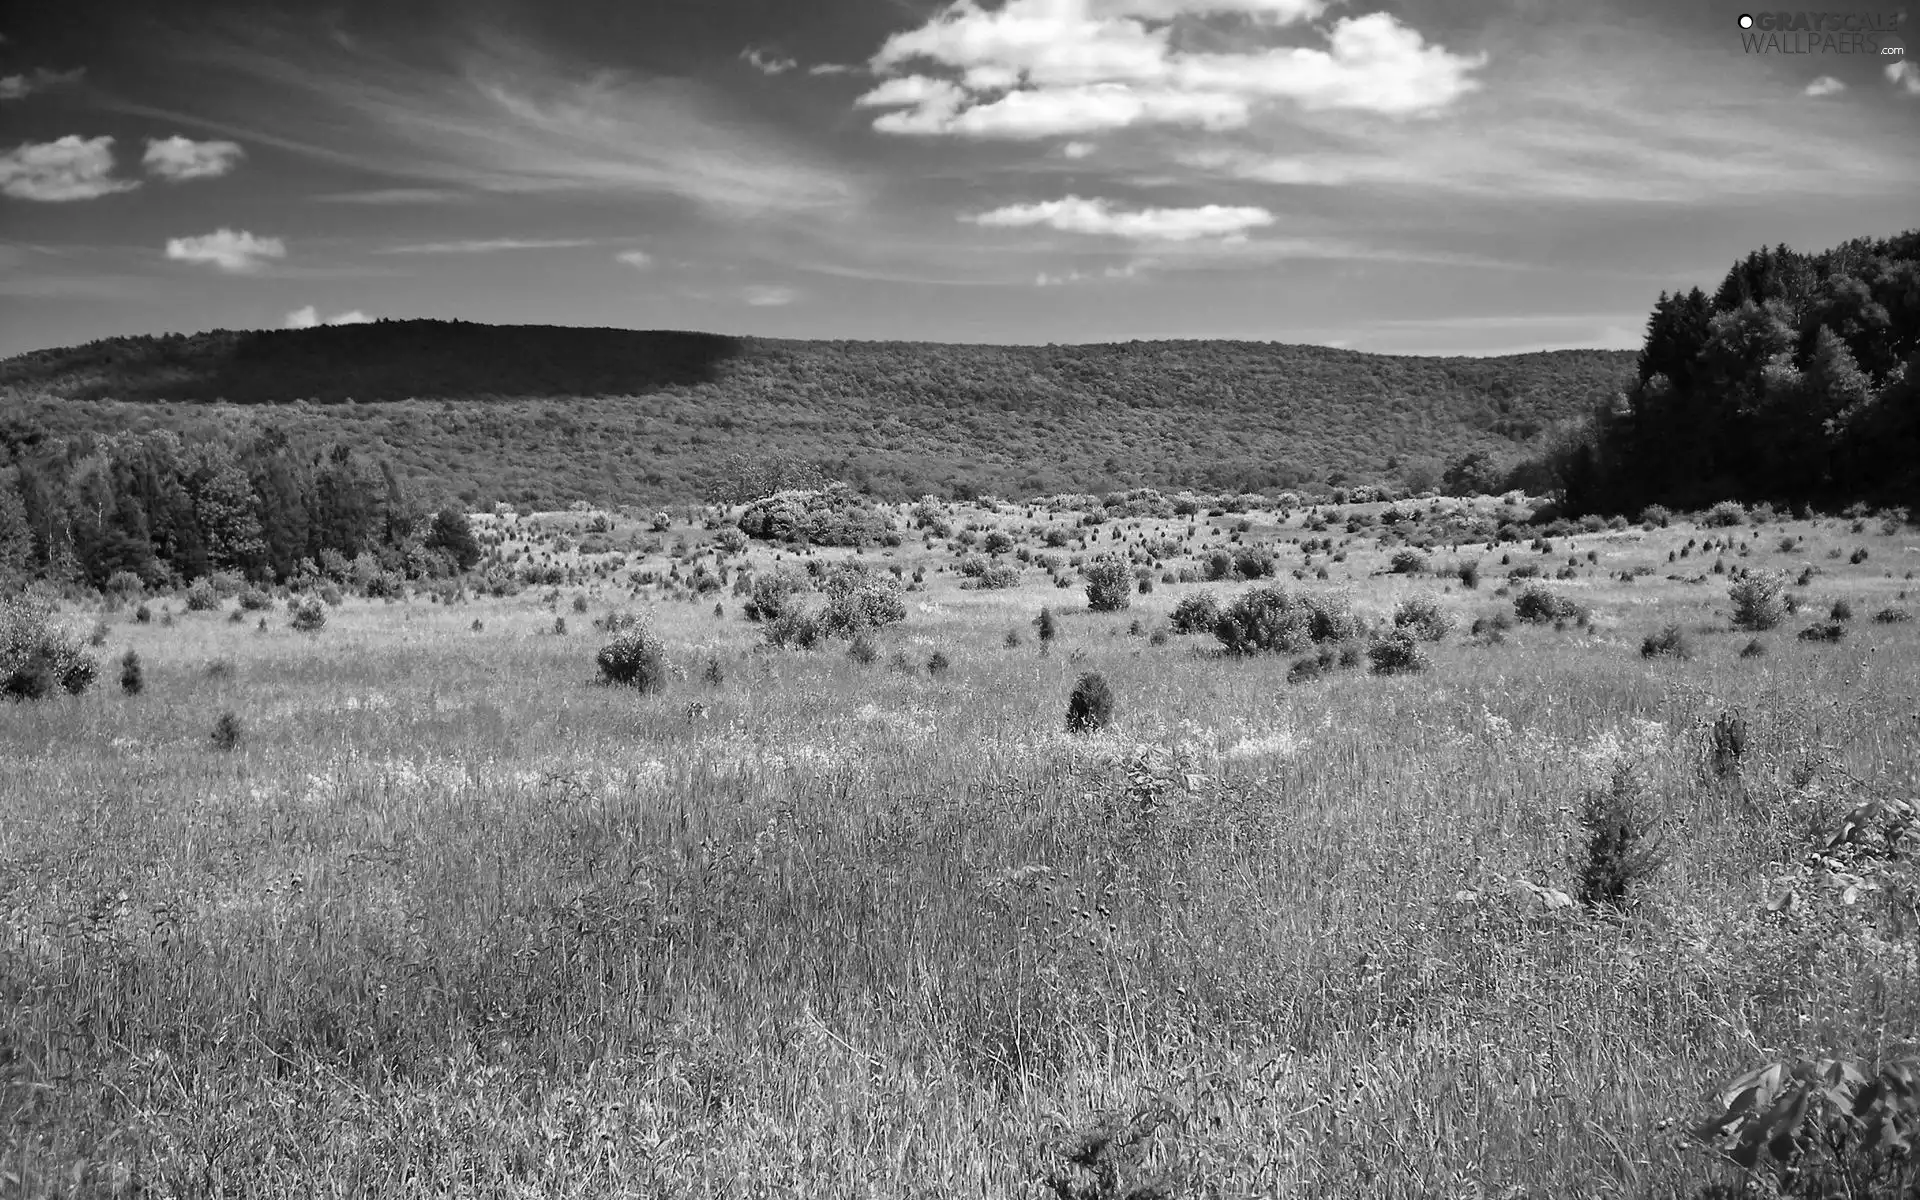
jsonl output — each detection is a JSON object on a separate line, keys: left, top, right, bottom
{"left": 1829, "top": 598, "right": 1853, "bottom": 621}
{"left": 1456, "top": 560, "right": 1480, "bottom": 589}
{"left": 1640, "top": 624, "right": 1689, "bottom": 660}
{"left": 1083, "top": 557, "right": 1133, "bottom": 612}
{"left": 237, "top": 588, "right": 274, "bottom": 612}
{"left": 597, "top": 622, "right": 667, "bottom": 690}
{"left": 1639, "top": 505, "right": 1672, "bottom": 529}
{"left": 209, "top": 712, "right": 243, "bottom": 752}
{"left": 1576, "top": 764, "right": 1666, "bottom": 912}
{"left": 847, "top": 634, "right": 878, "bottom": 666}
{"left": 1703, "top": 500, "right": 1746, "bottom": 528}
{"left": 88, "top": 620, "right": 109, "bottom": 646}
{"left": 1709, "top": 709, "right": 1748, "bottom": 778}
{"left": 1727, "top": 571, "right": 1788, "bottom": 631}
{"left": 134, "top": 603, "right": 152, "bottom": 624}
{"left": 552, "top": 616, "right": 567, "bottom": 635}
{"left": 1169, "top": 592, "right": 1221, "bottom": 635}
{"left": 1392, "top": 595, "right": 1454, "bottom": 642}
{"left": 1513, "top": 584, "right": 1587, "bottom": 625}
{"left": 927, "top": 650, "right": 951, "bottom": 676}
{"left": 1872, "top": 607, "right": 1911, "bottom": 624}
{"left": 1214, "top": 586, "right": 1357, "bottom": 655}
{"left": 119, "top": 649, "right": 143, "bottom": 695}
{"left": 820, "top": 566, "right": 908, "bottom": 636}
{"left": 1, "top": 597, "right": 98, "bottom": 700}
{"left": 1739, "top": 637, "right": 1766, "bottom": 658}
{"left": 1367, "top": 631, "right": 1429, "bottom": 675}
{"left": 289, "top": 598, "right": 327, "bottom": 632}
{"left": 1849, "top": 547, "right": 1869, "bottom": 565}
{"left": 1035, "top": 607, "right": 1058, "bottom": 644}
{"left": 1798, "top": 621, "right": 1846, "bottom": 643}
{"left": 763, "top": 609, "right": 822, "bottom": 649}
{"left": 1066, "top": 671, "right": 1115, "bottom": 733}
{"left": 1388, "top": 549, "right": 1428, "bottom": 575}
{"left": 183, "top": 579, "right": 220, "bottom": 612}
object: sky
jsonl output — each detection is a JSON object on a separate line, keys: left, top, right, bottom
{"left": 0, "top": 0, "right": 1915, "bottom": 359}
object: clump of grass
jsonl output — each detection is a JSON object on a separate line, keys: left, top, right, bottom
{"left": 572, "top": 594, "right": 589, "bottom": 613}
{"left": 1004, "top": 628, "right": 1023, "bottom": 648}
{"left": 597, "top": 622, "right": 667, "bottom": 691}
{"left": 88, "top": 620, "right": 109, "bottom": 647}
{"left": 1066, "top": 671, "right": 1115, "bottom": 733}
{"left": 847, "top": 634, "right": 878, "bottom": 666}
{"left": 118, "top": 649, "right": 143, "bottom": 696}
{"left": 1640, "top": 624, "right": 1689, "bottom": 660}
{"left": 926, "top": 650, "right": 951, "bottom": 676}
{"left": 1576, "top": 764, "right": 1667, "bottom": 913}
{"left": 702, "top": 655, "right": 724, "bottom": 685}
{"left": 209, "top": 711, "right": 242, "bottom": 752}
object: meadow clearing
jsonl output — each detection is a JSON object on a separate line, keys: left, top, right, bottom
{"left": 4, "top": 494, "right": 1918, "bottom": 1198}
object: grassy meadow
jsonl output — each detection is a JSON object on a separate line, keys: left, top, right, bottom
{"left": 5, "top": 496, "right": 1919, "bottom": 1198}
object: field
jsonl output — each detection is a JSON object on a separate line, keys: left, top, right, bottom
{"left": 5, "top": 495, "right": 1919, "bottom": 1198}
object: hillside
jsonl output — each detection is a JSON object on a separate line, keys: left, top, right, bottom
{"left": 0, "top": 322, "right": 1636, "bottom": 507}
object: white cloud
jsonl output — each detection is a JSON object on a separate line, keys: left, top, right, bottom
{"left": 1890, "top": 61, "right": 1920, "bottom": 96}
{"left": 744, "top": 284, "right": 797, "bottom": 306}
{"left": 286, "top": 305, "right": 373, "bottom": 328}
{"left": 0, "top": 67, "right": 85, "bottom": 101}
{"left": 1062, "top": 141, "right": 1096, "bottom": 158}
{"left": 968, "top": 195, "right": 1273, "bottom": 241}
{"left": 809, "top": 63, "right": 856, "bottom": 76}
{"left": 1803, "top": 75, "right": 1846, "bottom": 97}
{"left": 0, "top": 135, "right": 140, "bottom": 201}
{"left": 382, "top": 237, "right": 594, "bottom": 254}
{"left": 860, "top": 0, "right": 1481, "bottom": 138}
{"left": 742, "top": 47, "right": 797, "bottom": 76}
{"left": 142, "top": 136, "right": 246, "bottom": 181}
{"left": 615, "top": 249, "right": 653, "bottom": 268}
{"left": 166, "top": 228, "right": 287, "bottom": 272}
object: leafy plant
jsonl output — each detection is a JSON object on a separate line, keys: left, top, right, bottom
{"left": 1692, "top": 1055, "right": 1920, "bottom": 1195}
{"left": 597, "top": 623, "right": 667, "bottom": 690}
{"left": 1575, "top": 764, "right": 1666, "bottom": 912}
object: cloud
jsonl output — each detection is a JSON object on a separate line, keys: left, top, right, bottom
{"left": 615, "top": 249, "right": 653, "bottom": 268}
{"left": 381, "top": 237, "right": 595, "bottom": 254}
{"left": 1062, "top": 141, "right": 1096, "bottom": 158}
{"left": 741, "top": 47, "right": 797, "bottom": 76}
{"left": 142, "top": 135, "right": 246, "bottom": 181}
{"left": 166, "top": 228, "right": 287, "bottom": 272}
{"left": 285, "top": 305, "right": 373, "bottom": 328}
{"left": 968, "top": 195, "right": 1273, "bottom": 241}
{"left": 0, "top": 66, "right": 85, "bottom": 101}
{"left": 0, "top": 135, "right": 140, "bottom": 201}
{"left": 808, "top": 63, "right": 856, "bottom": 76}
{"left": 860, "top": 0, "right": 1482, "bottom": 138}
{"left": 1890, "top": 61, "right": 1920, "bottom": 96}
{"left": 1803, "top": 75, "right": 1846, "bottom": 97}
{"left": 315, "top": 187, "right": 471, "bottom": 204}
{"left": 744, "top": 284, "right": 796, "bottom": 306}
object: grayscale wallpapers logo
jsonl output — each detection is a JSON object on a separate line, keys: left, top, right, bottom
{"left": 1729, "top": 9, "right": 1908, "bottom": 54}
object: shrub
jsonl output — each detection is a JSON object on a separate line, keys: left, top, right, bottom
{"left": 1083, "top": 556, "right": 1132, "bottom": 612}
{"left": 1576, "top": 764, "right": 1666, "bottom": 912}
{"left": 926, "top": 650, "right": 951, "bottom": 676}
{"left": 1639, "top": 504, "right": 1672, "bottom": 529}
{"left": 209, "top": 712, "right": 242, "bottom": 752}
{"left": 1849, "top": 547, "right": 1869, "bottom": 565}
{"left": 1388, "top": 548, "right": 1428, "bottom": 575}
{"left": 1640, "top": 624, "right": 1689, "bottom": 659}
{"left": 846, "top": 634, "right": 878, "bottom": 666}
{"left": 552, "top": 616, "right": 567, "bottom": 635}
{"left": 1739, "top": 637, "right": 1766, "bottom": 659}
{"left": 88, "top": 620, "right": 108, "bottom": 647}
{"left": 1, "top": 597, "right": 98, "bottom": 700}
{"left": 1035, "top": 607, "right": 1058, "bottom": 645}
{"left": 1066, "top": 671, "right": 1114, "bottom": 733}
{"left": 1735, "top": 572, "right": 1789, "bottom": 637}
{"left": 745, "top": 568, "right": 808, "bottom": 623}
{"left": 1709, "top": 710, "right": 1748, "bottom": 778}
{"left": 237, "top": 588, "right": 274, "bottom": 612}
{"left": 763, "top": 609, "right": 822, "bottom": 649}
{"left": 119, "top": 649, "right": 143, "bottom": 695}
{"left": 572, "top": 593, "right": 590, "bottom": 613}
{"left": 1513, "top": 584, "right": 1587, "bottom": 625}
{"left": 1392, "top": 595, "right": 1454, "bottom": 642}
{"left": 1169, "top": 593, "right": 1221, "bottom": 635}
{"left": 1798, "top": 621, "right": 1846, "bottom": 643}
{"left": 1367, "top": 630, "right": 1429, "bottom": 675}
{"left": 820, "top": 566, "right": 907, "bottom": 635}
{"left": 289, "top": 598, "right": 327, "bottom": 632}
{"left": 134, "top": 603, "right": 152, "bottom": 624}
{"left": 1703, "top": 500, "right": 1747, "bottom": 528}
{"left": 183, "top": 579, "right": 220, "bottom": 612}
{"left": 1456, "top": 560, "right": 1481, "bottom": 589}
{"left": 971, "top": 563, "right": 1021, "bottom": 590}
{"left": 1214, "top": 586, "right": 1356, "bottom": 655}
{"left": 1872, "top": 607, "right": 1912, "bottom": 624}
{"left": 1232, "top": 546, "right": 1277, "bottom": 579}
{"left": 597, "top": 622, "right": 667, "bottom": 690}
{"left": 1829, "top": 598, "right": 1853, "bottom": 621}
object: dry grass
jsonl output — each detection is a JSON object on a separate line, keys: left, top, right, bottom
{"left": 5, "top": 504, "right": 1918, "bottom": 1198}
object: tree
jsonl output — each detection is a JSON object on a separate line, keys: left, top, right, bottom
{"left": 194, "top": 463, "right": 267, "bottom": 574}
{"left": 0, "top": 478, "right": 31, "bottom": 586}
{"left": 424, "top": 507, "right": 482, "bottom": 571}
{"left": 1441, "top": 450, "right": 1506, "bottom": 497}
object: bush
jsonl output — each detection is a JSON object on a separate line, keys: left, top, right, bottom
{"left": 927, "top": 650, "right": 951, "bottom": 676}
{"left": 1388, "top": 549, "right": 1428, "bottom": 575}
{"left": 119, "top": 649, "right": 143, "bottom": 695}
{"left": 1035, "top": 607, "right": 1057, "bottom": 645}
{"left": 1232, "top": 546, "right": 1277, "bottom": 579}
{"left": 1709, "top": 710, "right": 1748, "bottom": 778}
{"left": 134, "top": 603, "right": 152, "bottom": 624}
{"left": 1367, "top": 630, "right": 1429, "bottom": 675}
{"left": 289, "top": 598, "right": 327, "bottom": 632}
{"left": 1739, "top": 637, "right": 1766, "bottom": 659}
{"left": 1214, "top": 586, "right": 1356, "bottom": 655}
{"left": 847, "top": 634, "right": 878, "bottom": 666}
{"left": 763, "top": 609, "right": 822, "bottom": 649}
{"left": 209, "top": 712, "right": 243, "bottom": 752}
{"left": 1729, "top": 571, "right": 1788, "bottom": 631}
{"left": 1872, "top": 607, "right": 1912, "bottom": 624}
{"left": 1083, "top": 556, "right": 1132, "bottom": 612}
{"left": 820, "top": 565, "right": 907, "bottom": 635}
{"left": 1640, "top": 624, "right": 1689, "bottom": 659}
{"left": 1513, "top": 584, "right": 1587, "bottom": 625}
{"left": 1703, "top": 500, "right": 1747, "bottom": 528}
{"left": 1392, "top": 595, "right": 1454, "bottom": 642}
{"left": 597, "top": 622, "right": 667, "bottom": 690}
{"left": 1, "top": 597, "right": 98, "bottom": 700}
{"left": 1797, "top": 621, "right": 1846, "bottom": 643}
{"left": 1849, "top": 547, "right": 1869, "bottom": 565}
{"left": 745, "top": 567, "right": 807, "bottom": 623}
{"left": 183, "top": 578, "right": 220, "bottom": 612}
{"left": 1066, "top": 671, "right": 1114, "bottom": 733}
{"left": 1829, "top": 598, "right": 1853, "bottom": 621}
{"left": 970, "top": 562, "right": 1021, "bottom": 590}
{"left": 237, "top": 588, "right": 274, "bottom": 612}
{"left": 1457, "top": 560, "right": 1480, "bottom": 589}
{"left": 1576, "top": 764, "right": 1666, "bottom": 912}
{"left": 1169, "top": 592, "right": 1221, "bottom": 635}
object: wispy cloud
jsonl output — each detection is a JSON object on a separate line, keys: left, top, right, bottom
{"left": 615, "top": 249, "right": 653, "bottom": 269}
{"left": 143, "top": 136, "right": 246, "bottom": 181}
{"left": 1803, "top": 75, "right": 1846, "bottom": 97}
{"left": 168, "top": 23, "right": 862, "bottom": 217}
{"left": 380, "top": 237, "right": 596, "bottom": 254}
{"left": 744, "top": 285, "right": 797, "bottom": 306}
{"left": 166, "top": 228, "right": 286, "bottom": 272}
{"left": 314, "top": 187, "right": 473, "bottom": 204}
{"left": 1890, "top": 61, "right": 1920, "bottom": 96}
{"left": 0, "top": 66, "right": 85, "bottom": 101}
{"left": 0, "top": 136, "right": 141, "bottom": 201}
{"left": 741, "top": 47, "right": 796, "bottom": 76}
{"left": 969, "top": 195, "right": 1274, "bottom": 241}
{"left": 285, "top": 305, "right": 373, "bottom": 328}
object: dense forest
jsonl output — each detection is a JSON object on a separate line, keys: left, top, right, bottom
{"left": 0, "top": 327, "right": 1634, "bottom": 509}
{"left": 1550, "top": 229, "right": 1920, "bottom": 516}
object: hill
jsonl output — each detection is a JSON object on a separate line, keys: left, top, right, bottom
{"left": 0, "top": 322, "right": 1636, "bottom": 507}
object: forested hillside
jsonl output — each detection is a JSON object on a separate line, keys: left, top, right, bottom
{"left": 0, "top": 326, "right": 1634, "bottom": 508}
